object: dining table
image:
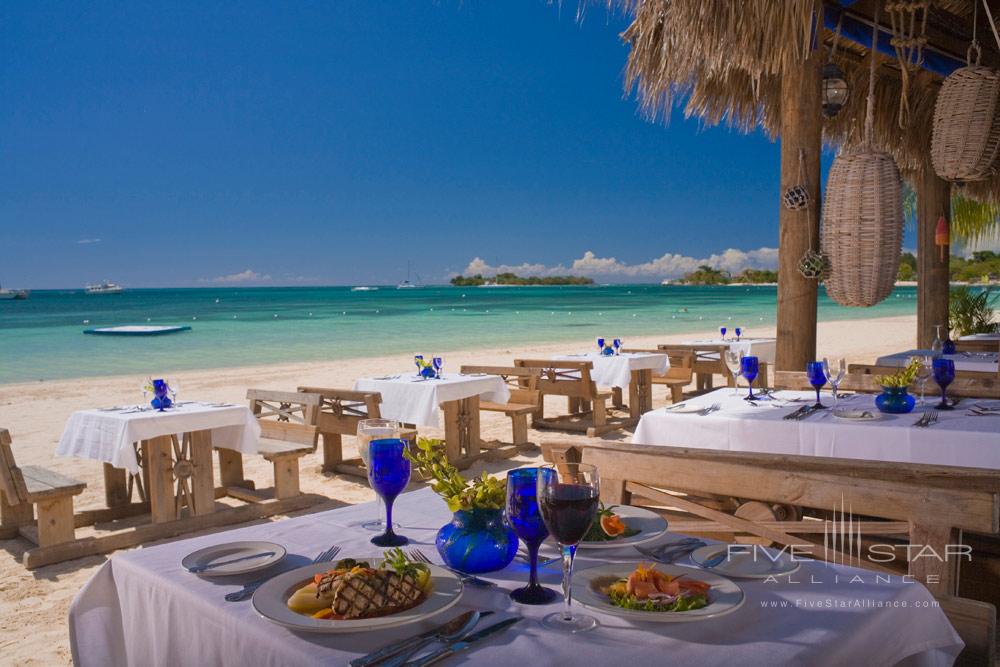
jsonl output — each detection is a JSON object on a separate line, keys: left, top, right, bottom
{"left": 68, "top": 486, "right": 963, "bottom": 667}
{"left": 57, "top": 402, "right": 261, "bottom": 523}
{"left": 631, "top": 388, "right": 1000, "bottom": 470}
{"left": 352, "top": 373, "right": 509, "bottom": 465}
{"left": 875, "top": 349, "right": 999, "bottom": 374}
{"left": 553, "top": 351, "right": 669, "bottom": 417}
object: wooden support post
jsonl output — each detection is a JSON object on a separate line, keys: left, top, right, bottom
{"left": 917, "top": 169, "right": 951, "bottom": 349}
{"left": 35, "top": 496, "right": 75, "bottom": 546}
{"left": 145, "top": 436, "right": 176, "bottom": 524}
{"left": 271, "top": 456, "right": 301, "bottom": 500}
{"left": 628, "top": 369, "right": 653, "bottom": 417}
{"left": 189, "top": 431, "right": 215, "bottom": 516}
{"left": 102, "top": 463, "right": 130, "bottom": 508}
{"left": 321, "top": 432, "right": 344, "bottom": 472}
{"left": 775, "top": 50, "right": 822, "bottom": 372}
{"left": 0, "top": 490, "right": 33, "bottom": 538}
{"left": 511, "top": 414, "right": 529, "bottom": 446}
{"left": 217, "top": 448, "right": 250, "bottom": 489}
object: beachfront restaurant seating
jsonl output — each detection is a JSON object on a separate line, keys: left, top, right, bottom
{"left": 0, "top": 428, "right": 86, "bottom": 552}
{"left": 217, "top": 390, "right": 321, "bottom": 501}
{"left": 625, "top": 348, "right": 694, "bottom": 403}
{"left": 659, "top": 343, "right": 770, "bottom": 392}
{"left": 296, "top": 386, "right": 416, "bottom": 478}
{"left": 513, "top": 359, "right": 627, "bottom": 436}
{"left": 459, "top": 365, "right": 541, "bottom": 452}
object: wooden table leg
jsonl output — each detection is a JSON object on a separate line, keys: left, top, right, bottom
{"left": 628, "top": 369, "right": 653, "bottom": 418}
{"left": 321, "top": 432, "right": 343, "bottom": 472}
{"left": 145, "top": 436, "right": 176, "bottom": 524}
{"left": 463, "top": 395, "right": 481, "bottom": 459}
{"left": 442, "top": 400, "right": 462, "bottom": 463}
{"left": 103, "top": 463, "right": 130, "bottom": 508}
{"left": 189, "top": 430, "right": 215, "bottom": 517}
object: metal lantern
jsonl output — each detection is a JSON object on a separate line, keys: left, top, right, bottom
{"left": 822, "top": 62, "right": 849, "bottom": 118}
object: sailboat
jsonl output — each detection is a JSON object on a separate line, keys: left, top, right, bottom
{"left": 397, "top": 262, "right": 420, "bottom": 289}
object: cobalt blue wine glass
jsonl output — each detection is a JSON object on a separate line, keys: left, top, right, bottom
{"left": 741, "top": 356, "right": 759, "bottom": 400}
{"left": 596, "top": 337, "right": 605, "bottom": 353}
{"left": 720, "top": 326, "right": 727, "bottom": 340}
{"left": 932, "top": 358, "right": 956, "bottom": 411}
{"left": 506, "top": 468, "right": 558, "bottom": 605}
{"left": 368, "top": 438, "right": 411, "bottom": 546}
{"left": 734, "top": 327, "right": 742, "bottom": 341}
{"left": 612, "top": 338, "right": 621, "bottom": 355}
{"left": 806, "top": 361, "right": 827, "bottom": 409}
{"left": 432, "top": 356, "right": 443, "bottom": 379}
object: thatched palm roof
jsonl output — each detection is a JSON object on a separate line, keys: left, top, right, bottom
{"left": 617, "top": 0, "right": 1000, "bottom": 207}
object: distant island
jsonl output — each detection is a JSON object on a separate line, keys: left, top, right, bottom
{"left": 450, "top": 272, "right": 594, "bottom": 286}
{"left": 670, "top": 265, "right": 779, "bottom": 285}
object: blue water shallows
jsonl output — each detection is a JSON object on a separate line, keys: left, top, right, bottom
{"left": 0, "top": 284, "right": 918, "bottom": 384}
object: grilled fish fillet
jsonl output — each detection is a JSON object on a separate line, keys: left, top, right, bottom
{"left": 315, "top": 569, "right": 424, "bottom": 619}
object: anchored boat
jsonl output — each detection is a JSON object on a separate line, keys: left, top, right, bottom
{"left": 84, "top": 325, "right": 191, "bottom": 336}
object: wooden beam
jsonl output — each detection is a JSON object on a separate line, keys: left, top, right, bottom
{"left": 775, "top": 49, "right": 822, "bottom": 372}
{"left": 917, "top": 168, "right": 951, "bottom": 349}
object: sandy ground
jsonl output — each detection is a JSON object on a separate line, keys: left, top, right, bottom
{"left": 0, "top": 314, "right": 917, "bottom": 665}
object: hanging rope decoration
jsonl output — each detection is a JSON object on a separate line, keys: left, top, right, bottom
{"left": 821, "top": 2, "right": 905, "bottom": 308}
{"left": 931, "top": 0, "right": 1000, "bottom": 182}
{"left": 887, "top": 1, "right": 929, "bottom": 129}
{"left": 782, "top": 149, "right": 811, "bottom": 210}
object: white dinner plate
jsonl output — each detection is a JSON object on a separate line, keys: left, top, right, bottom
{"left": 686, "top": 544, "right": 800, "bottom": 579}
{"left": 832, "top": 408, "right": 882, "bottom": 422}
{"left": 663, "top": 402, "right": 706, "bottom": 414}
{"left": 182, "top": 541, "right": 287, "bottom": 577}
{"left": 573, "top": 563, "right": 744, "bottom": 623}
{"left": 577, "top": 505, "right": 669, "bottom": 550}
{"left": 252, "top": 561, "right": 463, "bottom": 634}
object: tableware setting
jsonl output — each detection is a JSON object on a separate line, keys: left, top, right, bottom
{"left": 832, "top": 408, "right": 881, "bottom": 421}
{"left": 357, "top": 419, "right": 403, "bottom": 532}
{"left": 349, "top": 610, "right": 493, "bottom": 667}
{"left": 596, "top": 337, "right": 623, "bottom": 356}
{"left": 687, "top": 544, "right": 800, "bottom": 579}
{"left": 224, "top": 545, "right": 342, "bottom": 602}
{"left": 182, "top": 541, "right": 287, "bottom": 576}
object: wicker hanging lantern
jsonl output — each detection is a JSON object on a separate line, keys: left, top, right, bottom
{"left": 821, "top": 5, "right": 905, "bottom": 308}
{"left": 930, "top": 0, "right": 1000, "bottom": 182}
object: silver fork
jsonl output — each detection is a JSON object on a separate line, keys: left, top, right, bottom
{"left": 698, "top": 403, "right": 720, "bottom": 416}
{"left": 409, "top": 549, "right": 496, "bottom": 588}
{"left": 225, "top": 545, "right": 340, "bottom": 602}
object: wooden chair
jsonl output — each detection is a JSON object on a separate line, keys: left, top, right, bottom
{"left": 296, "top": 386, "right": 417, "bottom": 478}
{"left": 954, "top": 339, "right": 1000, "bottom": 354}
{"left": 513, "top": 359, "right": 624, "bottom": 436}
{"left": 459, "top": 366, "right": 541, "bottom": 453}
{"left": 656, "top": 344, "right": 769, "bottom": 392}
{"left": 0, "top": 428, "right": 86, "bottom": 560}
{"left": 217, "top": 390, "right": 321, "bottom": 501}
{"left": 540, "top": 440, "right": 999, "bottom": 665}
{"left": 626, "top": 348, "right": 694, "bottom": 403}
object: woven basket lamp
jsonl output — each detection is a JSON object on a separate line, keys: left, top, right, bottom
{"left": 930, "top": 1, "right": 1000, "bottom": 182}
{"left": 821, "top": 4, "right": 905, "bottom": 308}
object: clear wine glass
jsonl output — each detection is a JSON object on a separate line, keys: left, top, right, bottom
{"left": 931, "top": 325, "right": 945, "bottom": 358}
{"left": 913, "top": 355, "right": 933, "bottom": 405}
{"left": 822, "top": 358, "right": 846, "bottom": 406}
{"left": 724, "top": 349, "right": 742, "bottom": 395}
{"left": 357, "top": 419, "right": 401, "bottom": 531}
{"left": 140, "top": 380, "right": 150, "bottom": 409}
{"left": 168, "top": 379, "right": 180, "bottom": 408}
{"left": 538, "top": 462, "right": 600, "bottom": 633}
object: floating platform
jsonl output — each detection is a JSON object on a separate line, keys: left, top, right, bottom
{"left": 84, "top": 325, "right": 192, "bottom": 336}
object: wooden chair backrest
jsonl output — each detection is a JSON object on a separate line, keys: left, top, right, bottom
{"left": 459, "top": 366, "right": 540, "bottom": 406}
{"left": 0, "top": 429, "right": 28, "bottom": 504}
{"left": 845, "top": 364, "right": 1000, "bottom": 398}
{"left": 297, "top": 386, "right": 382, "bottom": 436}
{"left": 246, "top": 389, "right": 321, "bottom": 446}
{"left": 953, "top": 339, "right": 1000, "bottom": 354}
{"left": 513, "top": 359, "right": 597, "bottom": 399}
{"left": 773, "top": 370, "right": 880, "bottom": 393}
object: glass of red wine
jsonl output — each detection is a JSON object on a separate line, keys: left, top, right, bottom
{"left": 537, "top": 462, "right": 600, "bottom": 632}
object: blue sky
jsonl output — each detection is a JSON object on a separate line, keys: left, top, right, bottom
{"left": 2, "top": 1, "right": 859, "bottom": 288}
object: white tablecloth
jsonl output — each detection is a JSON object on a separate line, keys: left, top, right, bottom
{"left": 679, "top": 338, "right": 777, "bottom": 364}
{"left": 958, "top": 333, "right": 999, "bottom": 342}
{"left": 353, "top": 373, "right": 509, "bottom": 427}
{"left": 555, "top": 352, "right": 670, "bottom": 389}
{"left": 875, "top": 349, "right": 999, "bottom": 373}
{"left": 69, "top": 487, "right": 962, "bottom": 667}
{"left": 57, "top": 403, "right": 261, "bottom": 474}
{"left": 632, "top": 388, "right": 1000, "bottom": 469}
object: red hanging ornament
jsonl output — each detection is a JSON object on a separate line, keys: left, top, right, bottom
{"left": 934, "top": 215, "right": 950, "bottom": 262}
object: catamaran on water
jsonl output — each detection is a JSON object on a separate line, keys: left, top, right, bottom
{"left": 85, "top": 281, "right": 124, "bottom": 294}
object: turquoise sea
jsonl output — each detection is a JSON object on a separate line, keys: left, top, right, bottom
{"left": 0, "top": 284, "right": 918, "bottom": 384}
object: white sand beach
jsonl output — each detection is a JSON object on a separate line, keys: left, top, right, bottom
{"left": 0, "top": 313, "right": 917, "bottom": 665}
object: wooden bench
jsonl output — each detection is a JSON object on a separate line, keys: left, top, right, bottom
{"left": 541, "top": 439, "right": 999, "bottom": 666}
{"left": 297, "top": 386, "right": 417, "bottom": 478}
{"left": 460, "top": 366, "right": 541, "bottom": 454}
{"left": 955, "top": 339, "right": 1000, "bottom": 354}
{"left": 217, "top": 390, "right": 321, "bottom": 501}
{"left": 513, "top": 359, "right": 628, "bottom": 436}
{"left": 0, "top": 429, "right": 87, "bottom": 559}
{"left": 656, "top": 344, "right": 770, "bottom": 393}
{"left": 842, "top": 365, "right": 1000, "bottom": 398}
{"left": 626, "top": 348, "right": 693, "bottom": 403}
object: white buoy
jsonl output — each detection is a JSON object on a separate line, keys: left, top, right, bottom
{"left": 215, "top": 299, "right": 220, "bottom": 303}
{"left": 233, "top": 315, "right": 237, "bottom": 319}
{"left": 632, "top": 314, "right": 637, "bottom": 318}
{"left": 309, "top": 312, "right": 313, "bottom": 316}
{"left": 147, "top": 317, "right": 151, "bottom": 322}
{"left": 83, "top": 319, "right": 89, "bottom": 324}
{"left": 193, "top": 317, "right": 197, "bottom": 320}
{"left": 274, "top": 314, "right": 278, "bottom": 318}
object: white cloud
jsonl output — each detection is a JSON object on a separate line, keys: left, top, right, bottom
{"left": 203, "top": 269, "right": 272, "bottom": 284}
{"left": 77, "top": 238, "right": 101, "bottom": 245}
{"left": 459, "top": 247, "right": 779, "bottom": 282}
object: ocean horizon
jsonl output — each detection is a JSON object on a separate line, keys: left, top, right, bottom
{"left": 0, "top": 284, "right": 919, "bottom": 385}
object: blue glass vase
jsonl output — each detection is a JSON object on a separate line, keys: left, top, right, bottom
{"left": 875, "top": 386, "right": 916, "bottom": 414}
{"left": 151, "top": 379, "right": 172, "bottom": 411}
{"left": 420, "top": 365, "right": 437, "bottom": 379}
{"left": 436, "top": 508, "right": 518, "bottom": 574}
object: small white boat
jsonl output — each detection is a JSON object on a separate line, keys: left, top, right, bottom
{"left": 396, "top": 262, "right": 420, "bottom": 289}
{"left": 86, "top": 281, "right": 124, "bottom": 294}
{"left": 84, "top": 325, "right": 191, "bottom": 336}
{"left": 0, "top": 284, "right": 29, "bottom": 300}
{"left": 351, "top": 286, "right": 378, "bottom": 292}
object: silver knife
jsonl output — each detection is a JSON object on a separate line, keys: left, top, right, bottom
{"left": 350, "top": 611, "right": 492, "bottom": 667}
{"left": 187, "top": 551, "right": 275, "bottom": 574}
{"left": 404, "top": 617, "right": 521, "bottom": 667}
